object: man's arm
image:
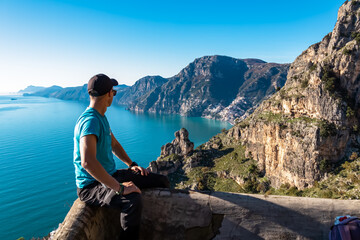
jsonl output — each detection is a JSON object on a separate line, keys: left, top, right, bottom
{"left": 110, "top": 132, "right": 133, "bottom": 166}
{"left": 111, "top": 133, "right": 149, "bottom": 176}
{"left": 80, "top": 134, "right": 141, "bottom": 194}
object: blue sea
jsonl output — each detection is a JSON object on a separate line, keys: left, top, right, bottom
{"left": 0, "top": 95, "right": 231, "bottom": 240}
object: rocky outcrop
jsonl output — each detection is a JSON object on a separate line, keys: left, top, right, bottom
{"left": 52, "top": 189, "right": 360, "bottom": 240}
{"left": 129, "top": 56, "right": 289, "bottom": 123}
{"left": 161, "top": 128, "right": 194, "bottom": 157}
{"left": 148, "top": 128, "right": 194, "bottom": 176}
{"left": 235, "top": 0, "right": 360, "bottom": 188}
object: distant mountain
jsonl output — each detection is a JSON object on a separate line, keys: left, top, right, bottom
{"left": 18, "top": 85, "right": 46, "bottom": 94}
{"left": 23, "top": 85, "right": 63, "bottom": 97}
{"left": 128, "top": 55, "right": 289, "bottom": 123}
{"left": 22, "top": 84, "right": 131, "bottom": 103}
{"left": 23, "top": 55, "right": 289, "bottom": 123}
{"left": 51, "top": 84, "right": 89, "bottom": 102}
{"left": 114, "top": 76, "right": 168, "bottom": 105}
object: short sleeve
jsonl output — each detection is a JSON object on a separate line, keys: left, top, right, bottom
{"left": 79, "top": 117, "right": 100, "bottom": 139}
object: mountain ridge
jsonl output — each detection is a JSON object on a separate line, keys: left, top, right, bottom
{"left": 23, "top": 55, "right": 289, "bottom": 124}
{"left": 128, "top": 55, "right": 289, "bottom": 123}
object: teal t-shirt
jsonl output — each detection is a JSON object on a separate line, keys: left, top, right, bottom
{"left": 73, "top": 107, "right": 116, "bottom": 188}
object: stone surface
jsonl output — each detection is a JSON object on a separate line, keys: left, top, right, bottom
{"left": 52, "top": 189, "right": 360, "bottom": 240}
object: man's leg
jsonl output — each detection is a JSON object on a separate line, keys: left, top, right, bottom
{"left": 110, "top": 192, "right": 142, "bottom": 240}
{"left": 77, "top": 182, "right": 142, "bottom": 240}
{"left": 113, "top": 169, "right": 170, "bottom": 189}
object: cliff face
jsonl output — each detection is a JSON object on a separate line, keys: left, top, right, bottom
{"left": 129, "top": 56, "right": 289, "bottom": 123}
{"left": 114, "top": 75, "right": 168, "bottom": 105}
{"left": 235, "top": 0, "right": 360, "bottom": 188}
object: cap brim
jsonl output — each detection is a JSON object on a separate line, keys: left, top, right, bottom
{"left": 110, "top": 78, "right": 118, "bottom": 86}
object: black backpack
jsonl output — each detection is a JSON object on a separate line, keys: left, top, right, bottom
{"left": 329, "top": 217, "right": 360, "bottom": 240}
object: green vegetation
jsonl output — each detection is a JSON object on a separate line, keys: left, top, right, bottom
{"left": 279, "top": 89, "right": 287, "bottom": 99}
{"left": 301, "top": 78, "right": 309, "bottom": 88}
{"left": 213, "top": 178, "right": 243, "bottom": 192}
{"left": 257, "top": 112, "right": 284, "bottom": 123}
{"left": 181, "top": 143, "right": 271, "bottom": 194}
{"left": 309, "top": 63, "right": 317, "bottom": 72}
{"left": 254, "top": 111, "right": 338, "bottom": 138}
{"left": 346, "top": 106, "right": 355, "bottom": 118}
{"left": 238, "top": 120, "right": 250, "bottom": 128}
{"left": 158, "top": 153, "right": 182, "bottom": 162}
{"left": 265, "top": 155, "right": 360, "bottom": 199}
{"left": 318, "top": 120, "right": 337, "bottom": 137}
{"left": 265, "top": 154, "right": 360, "bottom": 199}
{"left": 267, "top": 183, "right": 303, "bottom": 197}
{"left": 353, "top": 124, "right": 358, "bottom": 133}
{"left": 291, "top": 130, "right": 302, "bottom": 138}
{"left": 351, "top": 31, "right": 360, "bottom": 44}
{"left": 319, "top": 158, "right": 332, "bottom": 173}
{"left": 321, "top": 66, "right": 338, "bottom": 93}
{"left": 302, "top": 156, "right": 360, "bottom": 199}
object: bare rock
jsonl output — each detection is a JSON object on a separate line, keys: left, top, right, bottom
{"left": 236, "top": 0, "right": 360, "bottom": 189}
{"left": 160, "top": 128, "right": 194, "bottom": 157}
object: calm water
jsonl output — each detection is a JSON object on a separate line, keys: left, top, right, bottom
{"left": 0, "top": 95, "right": 231, "bottom": 240}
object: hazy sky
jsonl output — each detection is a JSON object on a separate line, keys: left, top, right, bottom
{"left": 0, "top": 0, "right": 343, "bottom": 93}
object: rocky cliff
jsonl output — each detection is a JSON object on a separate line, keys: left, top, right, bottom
{"left": 234, "top": 0, "right": 360, "bottom": 189}
{"left": 114, "top": 75, "right": 168, "bottom": 105}
{"left": 129, "top": 56, "right": 289, "bottom": 123}
{"left": 149, "top": 0, "right": 360, "bottom": 195}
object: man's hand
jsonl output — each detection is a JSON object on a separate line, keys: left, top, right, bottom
{"left": 122, "top": 181, "right": 142, "bottom": 195}
{"left": 130, "top": 166, "right": 149, "bottom": 176}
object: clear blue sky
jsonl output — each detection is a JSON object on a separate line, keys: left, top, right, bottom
{"left": 0, "top": 0, "right": 344, "bottom": 93}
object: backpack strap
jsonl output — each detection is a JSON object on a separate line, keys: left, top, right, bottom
{"left": 337, "top": 218, "right": 360, "bottom": 240}
{"left": 338, "top": 224, "right": 352, "bottom": 240}
{"left": 329, "top": 217, "right": 359, "bottom": 240}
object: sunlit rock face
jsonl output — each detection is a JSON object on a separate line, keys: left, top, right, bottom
{"left": 129, "top": 55, "right": 289, "bottom": 124}
{"left": 237, "top": 0, "right": 360, "bottom": 189}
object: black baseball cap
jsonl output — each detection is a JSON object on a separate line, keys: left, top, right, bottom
{"left": 88, "top": 74, "right": 118, "bottom": 96}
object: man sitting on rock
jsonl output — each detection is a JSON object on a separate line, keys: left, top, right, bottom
{"left": 73, "top": 74, "right": 170, "bottom": 240}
